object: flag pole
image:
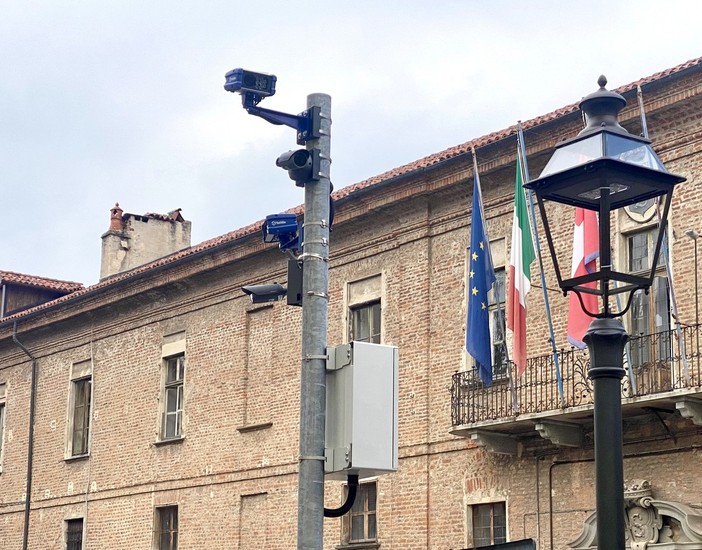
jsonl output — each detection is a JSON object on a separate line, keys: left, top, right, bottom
{"left": 637, "top": 86, "right": 690, "bottom": 384}
{"left": 517, "top": 123, "right": 564, "bottom": 402}
{"left": 472, "top": 147, "right": 518, "bottom": 411}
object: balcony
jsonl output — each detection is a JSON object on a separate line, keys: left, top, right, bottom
{"left": 450, "top": 325, "right": 702, "bottom": 453}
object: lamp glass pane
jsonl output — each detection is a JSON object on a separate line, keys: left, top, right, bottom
{"left": 604, "top": 134, "right": 667, "bottom": 172}
{"left": 539, "top": 135, "right": 603, "bottom": 177}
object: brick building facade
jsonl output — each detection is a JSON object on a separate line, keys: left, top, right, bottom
{"left": 1, "top": 58, "right": 702, "bottom": 549}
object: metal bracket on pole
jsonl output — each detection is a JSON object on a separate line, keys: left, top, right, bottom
{"left": 303, "top": 220, "right": 328, "bottom": 229}
{"left": 303, "top": 238, "right": 328, "bottom": 247}
{"left": 306, "top": 291, "right": 329, "bottom": 300}
{"left": 300, "top": 253, "right": 328, "bottom": 262}
{"left": 327, "top": 344, "right": 352, "bottom": 371}
{"left": 243, "top": 94, "right": 321, "bottom": 145}
{"left": 299, "top": 455, "right": 326, "bottom": 462}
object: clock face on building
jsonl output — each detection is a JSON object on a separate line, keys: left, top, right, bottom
{"left": 624, "top": 198, "right": 657, "bottom": 223}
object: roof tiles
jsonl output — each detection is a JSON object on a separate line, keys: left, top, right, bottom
{"left": 0, "top": 270, "right": 84, "bottom": 293}
{"left": 2, "top": 56, "right": 700, "bottom": 323}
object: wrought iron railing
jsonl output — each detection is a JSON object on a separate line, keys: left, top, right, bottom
{"left": 451, "top": 324, "right": 702, "bottom": 426}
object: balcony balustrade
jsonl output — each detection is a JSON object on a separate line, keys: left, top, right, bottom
{"left": 451, "top": 324, "right": 702, "bottom": 428}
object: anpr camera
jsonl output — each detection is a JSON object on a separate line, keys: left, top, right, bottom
{"left": 224, "top": 68, "right": 277, "bottom": 98}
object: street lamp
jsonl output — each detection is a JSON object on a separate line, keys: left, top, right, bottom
{"left": 525, "top": 76, "right": 686, "bottom": 550}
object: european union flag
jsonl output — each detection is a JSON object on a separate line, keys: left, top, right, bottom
{"left": 466, "top": 173, "right": 496, "bottom": 385}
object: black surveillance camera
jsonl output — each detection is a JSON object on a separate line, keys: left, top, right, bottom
{"left": 242, "top": 283, "right": 287, "bottom": 304}
{"left": 276, "top": 149, "right": 320, "bottom": 187}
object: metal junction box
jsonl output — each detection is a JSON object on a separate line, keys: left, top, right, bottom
{"left": 325, "top": 341, "right": 399, "bottom": 480}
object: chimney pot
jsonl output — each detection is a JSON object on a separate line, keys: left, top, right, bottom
{"left": 109, "top": 203, "right": 124, "bottom": 232}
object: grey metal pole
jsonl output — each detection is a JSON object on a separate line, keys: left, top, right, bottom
{"left": 583, "top": 318, "right": 628, "bottom": 550}
{"left": 297, "top": 93, "right": 331, "bottom": 550}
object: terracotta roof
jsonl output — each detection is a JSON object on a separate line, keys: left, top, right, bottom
{"left": 332, "top": 56, "right": 702, "bottom": 201}
{"left": 0, "top": 218, "right": 265, "bottom": 323}
{"left": 2, "top": 56, "right": 701, "bottom": 324}
{"left": 0, "top": 270, "right": 84, "bottom": 293}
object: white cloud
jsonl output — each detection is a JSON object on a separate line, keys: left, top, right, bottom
{"left": 1, "top": 0, "right": 700, "bottom": 282}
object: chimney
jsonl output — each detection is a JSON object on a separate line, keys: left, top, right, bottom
{"left": 100, "top": 203, "right": 192, "bottom": 280}
{"left": 109, "top": 203, "right": 124, "bottom": 231}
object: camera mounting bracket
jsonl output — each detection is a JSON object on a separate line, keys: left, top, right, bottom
{"left": 242, "top": 93, "right": 321, "bottom": 145}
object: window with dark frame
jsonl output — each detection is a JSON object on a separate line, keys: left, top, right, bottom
{"left": 342, "top": 481, "right": 377, "bottom": 544}
{"left": 155, "top": 506, "right": 178, "bottom": 550}
{"left": 70, "top": 378, "right": 91, "bottom": 456}
{"left": 65, "top": 517, "right": 84, "bottom": 550}
{"left": 162, "top": 355, "right": 185, "bottom": 440}
{"left": 487, "top": 269, "right": 508, "bottom": 379}
{"left": 471, "top": 501, "right": 506, "bottom": 547}
{"left": 627, "top": 229, "right": 671, "bottom": 365}
{"left": 350, "top": 301, "right": 381, "bottom": 344}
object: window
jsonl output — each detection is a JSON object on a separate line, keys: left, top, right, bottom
{"left": 346, "top": 275, "right": 382, "bottom": 345}
{"left": 242, "top": 307, "right": 273, "bottom": 428}
{"left": 626, "top": 229, "right": 671, "bottom": 365}
{"left": 70, "top": 378, "right": 92, "bottom": 456}
{"left": 487, "top": 269, "right": 508, "bottom": 379}
{"left": 65, "top": 518, "right": 83, "bottom": 550}
{"left": 162, "top": 355, "right": 185, "bottom": 440}
{"left": 342, "top": 481, "right": 377, "bottom": 545}
{"left": 350, "top": 301, "right": 381, "bottom": 344}
{"left": 154, "top": 506, "right": 178, "bottom": 550}
{"left": 0, "top": 383, "right": 5, "bottom": 471}
{"left": 66, "top": 360, "right": 93, "bottom": 459}
{"left": 471, "top": 502, "right": 506, "bottom": 547}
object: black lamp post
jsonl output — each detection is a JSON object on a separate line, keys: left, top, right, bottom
{"left": 525, "top": 76, "right": 686, "bottom": 550}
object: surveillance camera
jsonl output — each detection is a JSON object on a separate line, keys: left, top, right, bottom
{"left": 224, "top": 68, "right": 277, "bottom": 98}
{"left": 276, "top": 149, "right": 311, "bottom": 170}
{"left": 263, "top": 214, "right": 298, "bottom": 237}
{"left": 241, "top": 283, "right": 287, "bottom": 304}
{"left": 276, "top": 149, "right": 320, "bottom": 187}
{"left": 262, "top": 214, "right": 301, "bottom": 250}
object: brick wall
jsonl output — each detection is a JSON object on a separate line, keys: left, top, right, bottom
{"left": 1, "top": 62, "right": 702, "bottom": 550}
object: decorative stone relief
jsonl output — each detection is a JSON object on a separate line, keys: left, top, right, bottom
{"left": 569, "top": 479, "right": 702, "bottom": 549}
{"left": 625, "top": 480, "right": 662, "bottom": 549}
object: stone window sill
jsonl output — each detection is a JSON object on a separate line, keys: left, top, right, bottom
{"left": 237, "top": 422, "right": 273, "bottom": 433}
{"left": 153, "top": 435, "right": 185, "bottom": 447}
{"left": 64, "top": 453, "right": 90, "bottom": 463}
{"left": 336, "top": 542, "right": 380, "bottom": 550}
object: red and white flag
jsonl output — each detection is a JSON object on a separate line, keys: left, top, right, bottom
{"left": 567, "top": 208, "right": 599, "bottom": 348}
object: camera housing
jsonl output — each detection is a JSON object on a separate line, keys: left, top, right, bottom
{"left": 224, "top": 68, "right": 277, "bottom": 98}
{"left": 276, "top": 149, "right": 320, "bottom": 187}
{"left": 263, "top": 213, "right": 298, "bottom": 238}
{"left": 262, "top": 213, "right": 301, "bottom": 250}
{"left": 241, "top": 283, "right": 287, "bottom": 304}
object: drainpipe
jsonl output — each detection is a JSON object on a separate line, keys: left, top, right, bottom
{"left": 12, "top": 322, "right": 38, "bottom": 550}
{"left": 535, "top": 456, "right": 542, "bottom": 549}
{"left": 1, "top": 278, "right": 6, "bottom": 319}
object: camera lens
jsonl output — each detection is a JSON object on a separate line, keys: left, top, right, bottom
{"left": 292, "top": 150, "right": 310, "bottom": 167}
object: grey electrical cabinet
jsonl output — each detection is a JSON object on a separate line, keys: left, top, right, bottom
{"left": 325, "top": 341, "right": 399, "bottom": 479}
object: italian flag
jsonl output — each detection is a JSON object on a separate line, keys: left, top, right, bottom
{"left": 507, "top": 149, "right": 535, "bottom": 378}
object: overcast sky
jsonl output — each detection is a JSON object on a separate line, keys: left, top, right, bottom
{"left": 1, "top": 0, "right": 700, "bottom": 285}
